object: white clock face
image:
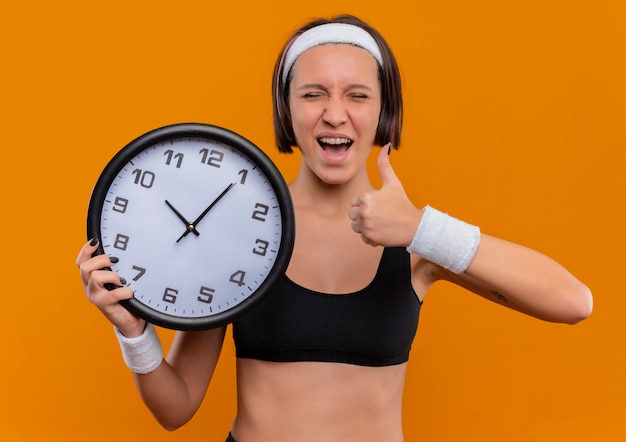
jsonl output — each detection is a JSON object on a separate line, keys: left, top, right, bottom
{"left": 90, "top": 126, "right": 293, "bottom": 330}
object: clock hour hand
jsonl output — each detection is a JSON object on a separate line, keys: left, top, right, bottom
{"left": 176, "top": 182, "right": 236, "bottom": 243}
{"left": 165, "top": 200, "right": 200, "bottom": 237}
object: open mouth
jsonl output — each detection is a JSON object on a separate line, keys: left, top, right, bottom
{"left": 318, "top": 137, "right": 353, "bottom": 157}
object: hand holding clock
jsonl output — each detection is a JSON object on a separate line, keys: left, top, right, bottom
{"left": 76, "top": 239, "right": 145, "bottom": 338}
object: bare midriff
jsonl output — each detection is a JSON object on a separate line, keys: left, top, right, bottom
{"left": 231, "top": 358, "right": 407, "bottom": 442}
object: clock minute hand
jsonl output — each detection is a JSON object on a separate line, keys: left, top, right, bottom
{"left": 192, "top": 182, "right": 236, "bottom": 227}
{"left": 176, "top": 182, "right": 236, "bottom": 243}
{"left": 165, "top": 200, "right": 200, "bottom": 236}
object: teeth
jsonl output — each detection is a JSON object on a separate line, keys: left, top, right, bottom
{"left": 319, "top": 137, "right": 352, "bottom": 145}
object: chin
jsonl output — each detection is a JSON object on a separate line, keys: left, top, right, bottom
{"left": 315, "top": 169, "right": 354, "bottom": 186}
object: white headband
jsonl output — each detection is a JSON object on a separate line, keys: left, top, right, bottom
{"left": 282, "top": 23, "right": 384, "bottom": 86}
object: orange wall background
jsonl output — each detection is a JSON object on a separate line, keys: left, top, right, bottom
{"left": 1, "top": 1, "right": 624, "bottom": 440}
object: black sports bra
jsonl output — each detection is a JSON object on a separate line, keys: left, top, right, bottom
{"left": 233, "top": 247, "right": 421, "bottom": 367}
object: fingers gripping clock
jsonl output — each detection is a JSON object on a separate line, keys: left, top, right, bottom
{"left": 87, "top": 123, "right": 295, "bottom": 331}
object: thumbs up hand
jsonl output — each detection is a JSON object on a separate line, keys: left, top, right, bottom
{"left": 349, "top": 144, "right": 422, "bottom": 247}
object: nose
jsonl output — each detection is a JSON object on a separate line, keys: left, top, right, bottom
{"left": 322, "top": 98, "right": 348, "bottom": 126}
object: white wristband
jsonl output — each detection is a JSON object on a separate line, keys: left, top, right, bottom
{"left": 407, "top": 205, "right": 481, "bottom": 274}
{"left": 114, "top": 323, "right": 163, "bottom": 374}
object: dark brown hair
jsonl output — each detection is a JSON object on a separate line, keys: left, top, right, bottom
{"left": 272, "top": 14, "right": 403, "bottom": 153}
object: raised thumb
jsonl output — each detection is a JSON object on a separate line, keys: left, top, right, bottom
{"left": 377, "top": 143, "right": 400, "bottom": 188}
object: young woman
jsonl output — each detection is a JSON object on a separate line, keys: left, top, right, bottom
{"left": 76, "top": 14, "right": 592, "bottom": 442}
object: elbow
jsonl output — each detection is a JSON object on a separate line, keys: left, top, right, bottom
{"left": 160, "top": 420, "right": 188, "bottom": 432}
{"left": 153, "top": 414, "right": 193, "bottom": 432}
{"left": 560, "top": 281, "right": 593, "bottom": 325}
{"left": 162, "top": 425, "right": 179, "bottom": 432}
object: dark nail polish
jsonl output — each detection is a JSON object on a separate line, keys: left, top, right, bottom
{"left": 119, "top": 277, "right": 127, "bottom": 286}
{"left": 110, "top": 256, "right": 119, "bottom": 264}
{"left": 89, "top": 237, "right": 99, "bottom": 246}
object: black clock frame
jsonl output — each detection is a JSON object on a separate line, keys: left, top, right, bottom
{"left": 86, "top": 123, "right": 295, "bottom": 331}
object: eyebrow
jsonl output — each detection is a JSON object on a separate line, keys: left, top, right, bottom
{"left": 295, "top": 83, "right": 376, "bottom": 92}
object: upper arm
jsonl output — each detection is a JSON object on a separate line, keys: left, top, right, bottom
{"left": 166, "top": 326, "right": 228, "bottom": 410}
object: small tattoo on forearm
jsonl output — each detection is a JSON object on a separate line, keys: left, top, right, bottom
{"left": 490, "top": 290, "right": 508, "bottom": 302}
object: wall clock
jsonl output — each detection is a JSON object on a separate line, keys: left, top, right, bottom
{"left": 87, "top": 123, "right": 295, "bottom": 331}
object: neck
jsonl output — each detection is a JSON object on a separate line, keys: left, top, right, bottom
{"left": 289, "top": 164, "right": 374, "bottom": 217}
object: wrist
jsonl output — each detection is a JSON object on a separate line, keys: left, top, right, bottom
{"left": 117, "top": 320, "right": 147, "bottom": 339}
{"left": 114, "top": 322, "right": 163, "bottom": 374}
{"left": 407, "top": 205, "right": 480, "bottom": 274}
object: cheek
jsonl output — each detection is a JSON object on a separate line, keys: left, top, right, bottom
{"left": 289, "top": 113, "right": 306, "bottom": 144}
{"left": 355, "top": 107, "right": 381, "bottom": 140}
{"left": 289, "top": 105, "right": 318, "bottom": 141}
